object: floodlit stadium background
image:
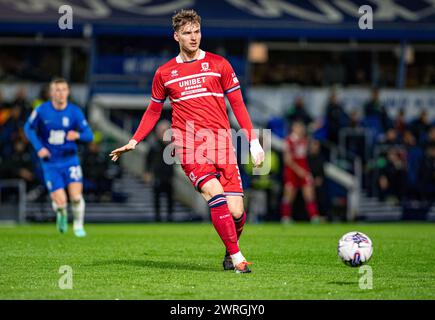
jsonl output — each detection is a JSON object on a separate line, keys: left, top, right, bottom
{"left": 1, "top": 0, "right": 434, "bottom": 224}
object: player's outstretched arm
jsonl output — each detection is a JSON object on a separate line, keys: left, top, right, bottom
{"left": 110, "top": 139, "right": 137, "bottom": 162}
{"left": 109, "top": 99, "right": 163, "bottom": 162}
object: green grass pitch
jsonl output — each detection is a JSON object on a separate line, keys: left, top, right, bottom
{"left": 0, "top": 222, "right": 434, "bottom": 299}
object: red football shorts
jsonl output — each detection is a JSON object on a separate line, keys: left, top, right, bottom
{"left": 284, "top": 167, "right": 313, "bottom": 189}
{"left": 176, "top": 147, "right": 244, "bottom": 197}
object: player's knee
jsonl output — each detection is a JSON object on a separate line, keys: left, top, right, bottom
{"left": 228, "top": 202, "right": 244, "bottom": 219}
{"left": 52, "top": 198, "right": 67, "bottom": 209}
{"left": 283, "top": 187, "right": 295, "bottom": 198}
{"left": 302, "top": 188, "right": 315, "bottom": 202}
{"left": 203, "top": 189, "right": 218, "bottom": 200}
{"left": 70, "top": 195, "right": 83, "bottom": 205}
{"left": 304, "top": 195, "right": 315, "bottom": 203}
{"left": 50, "top": 189, "right": 67, "bottom": 208}
{"left": 201, "top": 178, "right": 224, "bottom": 199}
{"left": 230, "top": 207, "right": 244, "bottom": 219}
{"left": 282, "top": 193, "right": 291, "bottom": 202}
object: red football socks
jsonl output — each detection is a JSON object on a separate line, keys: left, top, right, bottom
{"left": 233, "top": 211, "right": 246, "bottom": 240}
{"left": 208, "top": 194, "right": 239, "bottom": 255}
{"left": 280, "top": 201, "right": 292, "bottom": 218}
{"left": 306, "top": 201, "right": 320, "bottom": 218}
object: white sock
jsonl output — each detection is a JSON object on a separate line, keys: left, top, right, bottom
{"left": 230, "top": 251, "right": 245, "bottom": 266}
{"left": 71, "top": 196, "right": 85, "bottom": 230}
{"left": 52, "top": 202, "right": 67, "bottom": 216}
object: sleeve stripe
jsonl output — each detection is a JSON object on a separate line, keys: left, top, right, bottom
{"left": 151, "top": 96, "right": 166, "bottom": 103}
{"left": 224, "top": 85, "right": 241, "bottom": 94}
{"left": 29, "top": 110, "right": 37, "bottom": 123}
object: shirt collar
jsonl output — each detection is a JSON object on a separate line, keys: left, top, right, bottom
{"left": 176, "top": 49, "right": 205, "bottom": 63}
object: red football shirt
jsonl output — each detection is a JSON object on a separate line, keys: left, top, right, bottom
{"left": 151, "top": 50, "right": 241, "bottom": 149}
{"left": 285, "top": 133, "right": 309, "bottom": 170}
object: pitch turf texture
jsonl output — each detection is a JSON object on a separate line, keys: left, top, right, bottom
{"left": 0, "top": 223, "right": 434, "bottom": 300}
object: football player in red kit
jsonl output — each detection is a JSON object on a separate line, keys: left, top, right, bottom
{"left": 281, "top": 121, "right": 320, "bottom": 224}
{"left": 110, "top": 9, "right": 264, "bottom": 273}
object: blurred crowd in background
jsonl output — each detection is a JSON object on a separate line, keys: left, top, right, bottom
{"left": 244, "top": 87, "right": 435, "bottom": 221}
{"left": 0, "top": 86, "right": 122, "bottom": 205}
{"left": 2, "top": 44, "right": 435, "bottom": 88}
{"left": 1, "top": 82, "right": 434, "bottom": 221}
{"left": 2, "top": 22, "right": 435, "bottom": 222}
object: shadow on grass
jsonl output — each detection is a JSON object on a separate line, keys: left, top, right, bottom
{"left": 327, "top": 281, "right": 357, "bottom": 286}
{"left": 88, "top": 259, "right": 219, "bottom": 272}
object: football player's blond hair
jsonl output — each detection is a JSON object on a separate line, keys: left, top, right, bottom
{"left": 172, "top": 9, "right": 201, "bottom": 32}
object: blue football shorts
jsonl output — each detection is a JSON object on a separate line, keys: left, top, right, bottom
{"left": 41, "top": 157, "right": 83, "bottom": 193}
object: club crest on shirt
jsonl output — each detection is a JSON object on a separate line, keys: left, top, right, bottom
{"left": 62, "top": 117, "right": 69, "bottom": 127}
{"left": 201, "top": 62, "right": 209, "bottom": 72}
{"left": 189, "top": 172, "right": 197, "bottom": 182}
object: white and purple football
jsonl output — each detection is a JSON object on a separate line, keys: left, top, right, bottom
{"left": 338, "top": 231, "right": 373, "bottom": 267}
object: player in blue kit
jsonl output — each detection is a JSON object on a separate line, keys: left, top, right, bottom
{"left": 24, "top": 78, "right": 93, "bottom": 237}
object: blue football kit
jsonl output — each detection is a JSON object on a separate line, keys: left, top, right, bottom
{"left": 24, "top": 101, "right": 93, "bottom": 193}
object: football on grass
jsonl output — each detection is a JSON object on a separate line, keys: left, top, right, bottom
{"left": 338, "top": 231, "right": 373, "bottom": 267}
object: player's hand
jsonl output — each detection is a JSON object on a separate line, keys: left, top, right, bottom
{"left": 250, "top": 138, "right": 265, "bottom": 167}
{"left": 110, "top": 139, "right": 137, "bottom": 162}
{"left": 37, "top": 148, "right": 51, "bottom": 159}
{"left": 66, "top": 130, "right": 80, "bottom": 141}
{"left": 297, "top": 168, "right": 308, "bottom": 178}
